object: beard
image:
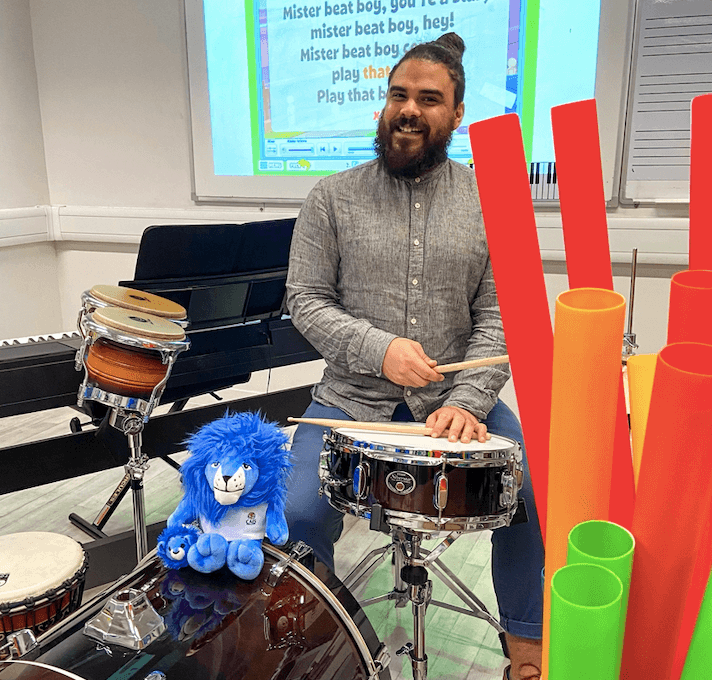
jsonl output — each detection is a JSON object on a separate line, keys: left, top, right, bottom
{"left": 374, "top": 112, "right": 454, "bottom": 178}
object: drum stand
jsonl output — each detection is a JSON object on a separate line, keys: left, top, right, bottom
{"left": 342, "top": 527, "right": 505, "bottom": 680}
{"left": 106, "top": 408, "right": 150, "bottom": 561}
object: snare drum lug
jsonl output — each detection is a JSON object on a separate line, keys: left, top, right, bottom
{"left": 354, "top": 462, "right": 370, "bottom": 499}
{"left": 433, "top": 472, "right": 448, "bottom": 511}
{"left": 500, "top": 472, "right": 515, "bottom": 508}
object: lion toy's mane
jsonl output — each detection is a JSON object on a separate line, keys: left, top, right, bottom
{"left": 179, "top": 411, "right": 291, "bottom": 525}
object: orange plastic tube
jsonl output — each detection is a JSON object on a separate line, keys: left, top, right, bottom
{"left": 468, "top": 114, "right": 553, "bottom": 543}
{"left": 541, "top": 288, "right": 626, "bottom": 678}
{"left": 551, "top": 98, "right": 635, "bottom": 531}
{"left": 620, "top": 343, "right": 712, "bottom": 680}
{"left": 625, "top": 353, "right": 656, "bottom": 490}
{"left": 689, "top": 93, "right": 712, "bottom": 270}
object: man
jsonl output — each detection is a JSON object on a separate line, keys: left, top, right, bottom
{"left": 285, "top": 33, "right": 543, "bottom": 680}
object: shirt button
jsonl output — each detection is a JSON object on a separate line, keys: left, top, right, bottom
{"left": 415, "top": 177, "right": 421, "bottom": 183}
{"left": 414, "top": 239, "right": 420, "bottom": 246}
{"left": 411, "top": 318, "right": 417, "bottom": 325}
{"left": 412, "top": 279, "right": 418, "bottom": 286}
{"left": 414, "top": 202, "right": 421, "bottom": 209}
{"left": 406, "top": 389, "right": 412, "bottom": 396}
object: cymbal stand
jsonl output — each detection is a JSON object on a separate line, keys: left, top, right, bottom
{"left": 342, "top": 528, "right": 505, "bottom": 680}
{"left": 623, "top": 248, "right": 639, "bottom": 362}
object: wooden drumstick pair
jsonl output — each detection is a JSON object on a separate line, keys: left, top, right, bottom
{"left": 289, "top": 354, "right": 509, "bottom": 437}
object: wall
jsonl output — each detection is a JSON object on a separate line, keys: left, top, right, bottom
{"left": 0, "top": 0, "right": 686, "bottom": 363}
{"left": 0, "top": 0, "right": 61, "bottom": 337}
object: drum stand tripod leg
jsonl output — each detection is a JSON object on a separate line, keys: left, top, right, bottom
{"left": 125, "top": 427, "right": 149, "bottom": 562}
{"left": 426, "top": 557, "right": 505, "bottom": 634}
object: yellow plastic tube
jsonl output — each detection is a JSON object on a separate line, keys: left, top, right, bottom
{"left": 625, "top": 353, "right": 656, "bottom": 490}
{"left": 541, "top": 288, "right": 626, "bottom": 678}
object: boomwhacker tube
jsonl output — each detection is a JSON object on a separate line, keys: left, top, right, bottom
{"left": 567, "top": 520, "right": 635, "bottom": 675}
{"left": 625, "top": 353, "right": 656, "bottom": 490}
{"left": 666, "top": 269, "right": 712, "bottom": 679}
{"left": 549, "top": 563, "right": 623, "bottom": 680}
{"left": 681, "top": 568, "right": 712, "bottom": 679}
{"left": 541, "top": 288, "right": 626, "bottom": 677}
{"left": 620, "top": 342, "right": 712, "bottom": 679}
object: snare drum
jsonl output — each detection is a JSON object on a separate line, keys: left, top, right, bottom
{"left": 76, "top": 306, "right": 190, "bottom": 414}
{"left": 79, "top": 284, "right": 187, "bottom": 331}
{"left": 320, "top": 427, "right": 523, "bottom": 532}
{"left": 0, "top": 533, "right": 88, "bottom": 640}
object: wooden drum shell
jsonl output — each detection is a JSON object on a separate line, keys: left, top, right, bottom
{"left": 84, "top": 338, "right": 168, "bottom": 399}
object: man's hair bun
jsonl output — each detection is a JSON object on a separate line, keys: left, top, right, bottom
{"left": 435, "top": 32, "right": 466, "bottom": 60}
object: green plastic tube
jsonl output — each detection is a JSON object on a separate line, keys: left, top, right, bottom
{"left": 549, "top": 563, "right": 623, "bottom": 680}
{"left": 567, "top": 519, "right": 635, "bottom": 672}
{"left": 681, "top": 569, "right": 712, "bottom": 679}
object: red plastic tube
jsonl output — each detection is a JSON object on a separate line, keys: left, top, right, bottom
{"left": 620, "top": 342, "right": 712, "bottom": 680}
{"left": 689, "top": 94, "right": 712, "bottom": 270}
{"left": 468, "top": 113, "right": 553, "bottom": 543}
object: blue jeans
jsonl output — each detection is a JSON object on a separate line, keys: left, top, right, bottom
{"left": 284, "top": 399, "right": 544, "bottom": 639}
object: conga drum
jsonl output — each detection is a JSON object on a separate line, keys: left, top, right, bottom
{"left": 0, "top": 533, "right": 88, "bottom": 640}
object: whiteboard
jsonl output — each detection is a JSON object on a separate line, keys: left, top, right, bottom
{"left": 621, "top": 0, "right": 712, "bottom": 204}
{"left": 184, "top": 0, "right": 634, "bottom": 206}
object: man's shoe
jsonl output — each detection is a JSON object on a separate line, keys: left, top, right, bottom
{"left": 502, "top": 633, "right": 542, "bottom": 680}
{"left": 502, "top": 663, "right": 541, "bottom": 680}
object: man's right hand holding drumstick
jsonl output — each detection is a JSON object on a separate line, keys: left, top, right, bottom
{"left": 382, "top": 338, "right": 508, "bottom": 445}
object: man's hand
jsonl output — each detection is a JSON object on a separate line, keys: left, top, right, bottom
{"left": 426, "top": 405, "right": 488, "bottom": 443}
{"left": 382, "top": 338, "right": 445, "bottom": 388}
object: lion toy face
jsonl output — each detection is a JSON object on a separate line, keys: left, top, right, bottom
{"left": 157, "top": 525, "right": 200, "bottom": 569}
{"left": 206, "top": 459, "right": 259, "bottom": 506}
{"left": 164, "top": 411, "right": 292, "bottom": 580}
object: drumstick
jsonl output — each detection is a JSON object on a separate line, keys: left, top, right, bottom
{"left": 287, "top": 417, "right": 492, "bottom": 440}
{"left": 435, "top": 354, "right": 509, "bottom": 374}
{"left": 287, "top": 417, "right": 435, "bottom": 436}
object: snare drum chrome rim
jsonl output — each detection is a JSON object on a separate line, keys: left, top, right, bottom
{"left": 321, "top": 487, "right": 516, "bottom": 533}
{"left": 326, "top": 429, "right": 518, "bottom": 464}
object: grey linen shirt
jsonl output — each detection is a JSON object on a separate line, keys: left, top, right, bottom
{"left": 286, "top": 157, "right": 510, "bottom": 423}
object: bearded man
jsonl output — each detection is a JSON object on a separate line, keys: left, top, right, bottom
{"left": 284, "top": 32, "right": 544, "bottom": 680}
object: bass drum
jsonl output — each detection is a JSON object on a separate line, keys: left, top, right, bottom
{"left": 0, "top": 543, "right": 390, "bottom": 680}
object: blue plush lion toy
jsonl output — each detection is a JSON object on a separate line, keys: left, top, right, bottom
{"left": 159, "top": 411, "right": 292, "bottom": 580}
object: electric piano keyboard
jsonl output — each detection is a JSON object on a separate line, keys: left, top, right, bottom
{"left": 530, "top": 161, "right": 558, "bottom": 201}
{"left": 0, "top": 318, "right": 321, "bottom": 419}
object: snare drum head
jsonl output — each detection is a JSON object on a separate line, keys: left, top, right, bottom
{"left": 89, "top": 284, "right": 186, "bottom": 320}
{"left": 334, "top": 426, "right": 516, "bottom": 456}
{"left": 92, "top": 307, "right": 186, "bottom": 341}
{"left": 0, "top": 533, "right": 84, "bottom": 604}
